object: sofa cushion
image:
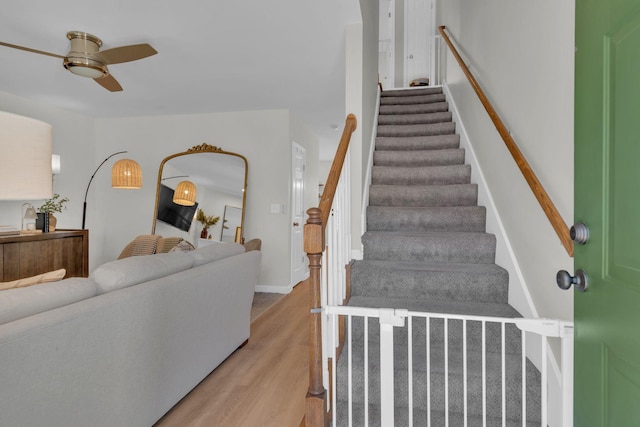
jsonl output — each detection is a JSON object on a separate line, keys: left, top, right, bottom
{"left": 0, "top": 277, "right": 97, "bottom": 325}
{"left": 188, "top": 242, "right": 246, "bottom": 267}
{"left": 92, "top": 252, "right": 194, "bottom": 294}
{"left": 0, "top": 268, "right": 66, "bottom": 291}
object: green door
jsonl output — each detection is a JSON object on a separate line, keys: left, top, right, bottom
{"left": 575, "top": 0, "right": 640, "bottom": 425}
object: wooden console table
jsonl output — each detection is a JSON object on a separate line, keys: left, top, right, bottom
{"left": 0, "top": 229, "right": 89, "bottom": 282}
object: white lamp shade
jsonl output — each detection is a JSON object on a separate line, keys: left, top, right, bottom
{"left": 173, "top": 180, "right": 197, "bottom": 206}
{"left": 0, "top": 112, "right": 53, "bottom": 200}
{"left": 51, "top": 154, "right": 61, "bottom": 174}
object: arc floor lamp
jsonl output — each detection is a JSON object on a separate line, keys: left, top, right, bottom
{"left": 82, "top": 151, "right": 142, "bottom": 229}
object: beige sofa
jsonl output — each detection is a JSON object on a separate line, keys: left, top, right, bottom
{"left": 0, "top": 243, "right": 260, "bottom": 427}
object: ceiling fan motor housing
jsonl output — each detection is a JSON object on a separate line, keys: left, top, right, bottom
{"left": 63, "top": 31, "right": 108, "bottom": 79}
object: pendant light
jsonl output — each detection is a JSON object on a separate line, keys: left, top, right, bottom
{"left": 82, "top": 152, "right": 142, "bottom": 229}
{"left": 173, "top": 180, "right": 197, "bottom": 206}
{"left": 112, "top": 159, "right": 142, "bottom": 189}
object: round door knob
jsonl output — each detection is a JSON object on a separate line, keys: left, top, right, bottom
{"left": 556, "top": 269, "right": 589, "bottom": 292}
{"left": 570, "top": 222, "right": 589, "bottom": 245}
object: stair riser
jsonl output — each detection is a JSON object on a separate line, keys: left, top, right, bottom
{"left": 380, "top": 93, "right": 446, "bottom": 105}
{"left": 378, "top": 112, "right": 453, "bottom": 126}
{"left": 379, "top": 101, "right": 449, "bottom": 115}
{"left": 350, "top": 267, "right": 509, "bottom": 304}
{"left": 374, "top": 149, "right": 465, "bottom": 167}
{"left": 371, "top": 165, "right": 471, "bottom": 186}
{"left": 366, "top": 206, "right": 487, "bottom": 233}
{"left": 369, "top": 184, "right": 478, "bottom": 207}
{"left": 362, "top": 232, "right": 496, "bottom": 264}
{"left": 376, "top": 134, "right": 461, "bottom": 151}
{"left": 378, "top": 122, "right": 455, "bottom": 138}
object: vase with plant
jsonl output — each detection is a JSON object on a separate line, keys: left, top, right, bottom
{"left": 38, "top": 194, "right": 70, "bottom": 232}
{"left": 196, "top": 208, "right": 219, "bottom": 239}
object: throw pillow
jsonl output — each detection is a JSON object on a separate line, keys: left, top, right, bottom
{"left": 168, "top": 240, "right": 195, "bottom": 253}
{"left": 0, "top": 268, "right": 66, "bottom": 291}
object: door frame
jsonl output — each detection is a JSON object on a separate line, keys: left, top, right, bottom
{"left": 404, "top": 0, "right": 436, "bottom": 86}
{"left": 290, "top": 142, "right": 307, "bottom": 286}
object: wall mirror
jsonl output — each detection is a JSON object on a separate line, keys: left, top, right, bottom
{"left": 151, "top": 144, "right": 248, "bottom": 246}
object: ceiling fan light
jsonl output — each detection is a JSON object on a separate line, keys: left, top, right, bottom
{"left": 64, "top": 56, "right": 108, "bottom": 79}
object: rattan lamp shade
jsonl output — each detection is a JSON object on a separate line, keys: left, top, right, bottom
{"left": 173, "top": 180, "right": 197, "bottom": 206}
{"left": 112, "top": 159, "right": 142, "bottom": 189}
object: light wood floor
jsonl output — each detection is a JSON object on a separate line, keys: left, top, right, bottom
{"left": 155, "top": 282, "right": 309, "bottom": 427}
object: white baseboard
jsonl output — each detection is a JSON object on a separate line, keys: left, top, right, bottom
{"left": 255, "top": 284, "right": 292, "bottom": 294}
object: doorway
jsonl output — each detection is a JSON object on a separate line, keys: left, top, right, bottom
{"left": 290, "top": 142, "right": 307, "bottom": 286}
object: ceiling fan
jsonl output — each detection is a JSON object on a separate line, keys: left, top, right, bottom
{"left": 0, "top": 31, "right": 157, "bottom": 92}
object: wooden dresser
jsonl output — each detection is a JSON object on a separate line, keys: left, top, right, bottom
{"left": 0, "top": 229, "right": 89, "bottom": 281}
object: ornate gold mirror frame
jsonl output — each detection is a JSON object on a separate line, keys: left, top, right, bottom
{"left": 151, "top": 144, "right": 248, "bottom": 243}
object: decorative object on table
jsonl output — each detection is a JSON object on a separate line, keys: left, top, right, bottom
{"left": 82, "top": 151, "right": 142, "bottom": 229}
{"left": 0, "top": 111, "right": 53, "bottom": 201}
{"left": 21, "top": 203, "right": 38, "bottom": 231}
{"left": 38, "top": 194, "right": 69, "bottom": 232}
{"left": 173, "top": 180, "right": 197, "bottom": 206}
{"left": 196, "top": 209, "right": 219, "bottom": 239}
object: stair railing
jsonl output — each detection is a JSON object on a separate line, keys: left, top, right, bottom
{"left": 305, "top": 113, "right": 357, "bottom": 427}
{"left": 437, "top": 25, "right": 574, "bottom": 257}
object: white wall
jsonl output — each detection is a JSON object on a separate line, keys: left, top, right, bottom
{"left": 437, "top": 0, "right": 575, "bottom": 320}
{"left": 346, "top": 22, "right": 364, "bottom": 258}
{"left": 92, "top": 109, "right": 298, "bottom": 291}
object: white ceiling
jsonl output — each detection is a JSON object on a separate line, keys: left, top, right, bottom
{"left": 0, "top": 1, "right": 361, "bottom": 159}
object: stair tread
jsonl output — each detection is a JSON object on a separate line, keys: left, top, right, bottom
{"left": 372, "top": 165, "right": 471, "bottom": 186}
{"left": 352, "top": 258, "right": 506, "bottom": 272}
{"left": 348, "top": 295, "right": 520, "bottom": 318}
{"left": 380, "top": 93, "right": 447, "bottom": 105}
{"left": 369, "top": 183, "right": 478, "bottom": 207}
{"left": 363, "top": 230, "right": 496, "bottom": 239}
{"left": 381, "top": 87, "right": 443, "bottom": 97}
{"left": 367, "top": 206, "right": 487, "bottom": 232}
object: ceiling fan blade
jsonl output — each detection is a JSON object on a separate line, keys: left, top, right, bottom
{"left": 94, "top": 74, "right": 123, "bottom": 92}
{"left": 94, "top": 43, "right": 157, "bottom": 65}
{"left": 0, "top": 41, "right": 64, "bottom": 59}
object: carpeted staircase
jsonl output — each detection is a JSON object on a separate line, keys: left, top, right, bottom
{"left": 335, "top": 87, "right": 541, "bottom": 426}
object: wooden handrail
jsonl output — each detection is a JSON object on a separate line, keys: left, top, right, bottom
{"left": 304, "top": 113, "right": 357, "bottom": 427}
{"left": 438, "top": 26, "right": 574, "bottom": 257}
{"left": 317, "top": 114, "right": 358, "bottom": 227}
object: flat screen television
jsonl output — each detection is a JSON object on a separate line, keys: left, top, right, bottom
{"left": 156, "top": 184, "right": 198, "bottom": 232}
